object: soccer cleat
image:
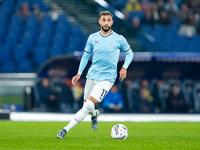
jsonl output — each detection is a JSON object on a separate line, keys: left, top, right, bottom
{"left": 91, "top": 109, "right": 100, "bottom": 131}
{"left": 57, "top": 129, "right": 67, "bottom": 139}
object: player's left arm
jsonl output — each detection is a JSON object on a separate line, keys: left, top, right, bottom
{"left": 119, "top": 49, "right": 134, "bottom": 81}
{"left": 119, "top": 36, "right": 134, "bottom": 81}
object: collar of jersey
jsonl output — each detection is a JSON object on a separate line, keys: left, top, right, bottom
{"left": 99, "top": 30, "right": 113, "bottom": 37}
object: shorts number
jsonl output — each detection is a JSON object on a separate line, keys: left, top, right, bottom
{"left": 100, "top": 89, "right": 107, "bottom": 99}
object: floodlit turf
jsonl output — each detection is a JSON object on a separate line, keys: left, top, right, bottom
{"left": 0, "top": 121, "right": 200, "bottom": 150}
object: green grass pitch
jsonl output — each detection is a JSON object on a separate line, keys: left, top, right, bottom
{"left": 0, "top": 121, "right": 200, "bottom": 150}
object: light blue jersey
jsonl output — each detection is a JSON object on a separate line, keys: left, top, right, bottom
{"left": 78, "top": 31, "right": 134, "bottom": 82}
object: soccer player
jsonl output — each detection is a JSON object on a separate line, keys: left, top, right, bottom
{"left": 57, "top": 11, "right": 134, "bottom": 138}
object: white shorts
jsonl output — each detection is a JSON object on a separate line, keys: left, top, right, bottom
{"left": 84, "top": 79, "right": 114, "bottom": 102}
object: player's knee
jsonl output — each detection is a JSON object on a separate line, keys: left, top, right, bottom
{"left": 84, "top": 100, "right": 94, "bottom": 111}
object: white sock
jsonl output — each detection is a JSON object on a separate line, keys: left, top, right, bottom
{"left": 64, "top": 100, "right": 95, "bottom": 132}
{"left": 90, "top": 102, "right": 96, "bottom": 117}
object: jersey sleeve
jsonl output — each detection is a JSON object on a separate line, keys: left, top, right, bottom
{"left": 84, "top": 35, "right": 93, "bottom": 53}
{"left": 120, "top": 36, "right": 134, "bottom": 69}
{"left": 120, "top": 36, "right": 130, "bottom": 52}
{"left": 123, "top": 49, "right": 134, "bottom": 69}
{"left": 77, "top": 52, "right": 92, "bottom": 75}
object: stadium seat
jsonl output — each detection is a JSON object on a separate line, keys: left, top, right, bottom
{"left": 5, "top": 32, "right": 18, "bottom": 49}
{"left": 18, "top": 0, "right": 31, "bottom": 5}
{"left": 173, "top": 44, "right": 189, "bottom": 52}
{"left": 49, "top": 45, "right": 63, "bottom": 57}
{"left": 141, "top": 25, "right": 152, "bottom": 34}
{"left": 187, "top": 44, "right": 200, "bottom": 52}
{"left": 58, "top": 14, "right": 69, "bottom": 25}
{"left": 36, "top": 33, "right": 50, "bottom": 48}
{"left": 0, "top": 44, "right": 12, "bottom": 63}
{"left": 65, "top": 36, "right": 83, "bottom": 54}
{"left": 8, "top": 22, "right": 23, "bottom": 37}
{"left": 164, "top": 31, "right": 178, "bottom": 40}
{"left": 2, "top": 0, "right": 14, "bottom": 5}
{"left": 151, "top": 31, "right": 165, "bottom": 44}
{"left": 160, "top": 39, "right": 175, "bottom": 51}
{"left": 23, "top": 27, "right": 37, "bottom": 39}
{"left": 129, "top": 11, "right": 145, "bottom": 21}
{"left": 41, "top": 14, "right": 53, "bottom": 25}
{"left": 153, "top": 24, "right": 165, "bottom": 33}
{"left": 0, "top": 25, "right": 6, "bottom": 43}
{"left": 13, "top": 44, "right": 28, "bottom": 63}
{"left": 33, "top": 46, "right": 48, "bottom": 66}
{"left": 0, "top": 14, "right": 8, "bottom": 27}
{"left": 39, "top": 25, "right": 53, "bottom": 37}
{"left": 10, "top": 14, "right": 23, "bottom": 26}
{"left": 111, "top": 0, "right": 128, "bottom": 10}
{"left": 17, "top": 60, "right": 32, "bottom": 73}
{"left": 1, "top": 60, "right": 16, "bottom": 73}
{"left": 166, "top": 24, "right": 179, "bottom": 33}
{"left": 0, "top": 1, "right": 14, "bottom": 16}
{"left": 70, "top": 24, "right": 83, "bottom": 36}
{"left": 190, "top": 35, "right": 200, "bottom": 46}
{"left": 31, "top": 0, "right": 46, "bottom": 11}
{"left": 21, "top": 34, "right": 34, "bottom": 51}
{"left": 52, "top": 33, "right": 66, "bottom": 47}
{"left": 171, "top": 17, "right": 181, "bottom": 27}
{"left": 172, "top": 35, "right": 189, "bottom": 52}
{"left": 55, "top": 23, "right": 69, "bottom": 36}
{"left": 25, "top": 14, "right": 38, "bottom": 29}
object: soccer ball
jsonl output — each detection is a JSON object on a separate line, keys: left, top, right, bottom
{"left": 111, "top": 124, "right": 128, "bottom": 140}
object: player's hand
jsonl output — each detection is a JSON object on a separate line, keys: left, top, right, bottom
{"left": 72, "top": 74, "right": 81, "bottom": 86}
{"left": 119, "top": 67, "right": 127, "bottom": 81}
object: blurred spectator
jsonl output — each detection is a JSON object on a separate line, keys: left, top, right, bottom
{"left": 140, "top": 0, "right": 153, "bottom": 13}
{"left": 197, "top": 23, "right": 200, "bottom": 34}
{"left": 157, "top": 10, "right": 171, "bottom": 26}
{"left": 70, "top": 80, "right": 84, "bottom": 111}
{"left": 126, "top": 17, "right": 142, "bottom": 37}
{"left": 32, "top": 3, "right": 45, "bottom": 21}
{"left": 151, "top": 0, "right": 165, "bottom": 22}
{"left": 49, "top": 3, "right": 60, "bottom": 21}
{"left": 151, "top": 4, "right": 159, "bottom": 22}
{"left": 151, "top": 79, "right": 163, "bottom": 113}
{"left": 120, "top": 78, "right": 132, "bottom": 112}
{"left": 178, "top": 12, "right": 197, "bottom": 37}
{"left": 142, "top": 9, "right": 156, "bottom": 26}
{"left": 185, "top": 82, "right": 195, "bottom": 113}
{"left": 178, "top": 3, "right": 189, "bottom": 21}
{"left": 125, "top": 0, "right": 142, "bottom": 13}
{"left": 185, "top": 0, "right": 200, "bottom": 13}
{"left": 37, "top": 78, "right": 74, "bottom": 112}
{"left": 17, "top": 2, "right": 30, "bottom": 20}
{"left": 50, "top": 78, "right": 74, "bottom": 111}
{"left": 166, "top": 83, "right": 187, "bottom": 113}
{"left": 102, "top": 84, "right": 124, "bottom": 113}
{"left": 164, "top": 0, "right": 179, "bottom": 17}
{"left": 134, "top": 87, "right": 155, "bottom": 113}
{"left": 37, "top": 78, "right": 57, "bottom": 111}
{"left": 140, "top": 79, "right": 154, "bottom": 102}
{"left": 156, "top": 0, "right": 165, "bottom": 13}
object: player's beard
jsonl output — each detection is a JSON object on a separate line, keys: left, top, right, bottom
{"left": 101, "top": 26, "right": 111, "bottom": 32}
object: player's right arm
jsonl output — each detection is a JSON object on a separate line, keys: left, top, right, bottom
{"left": 72, "top": 35, "right": 93, "bottom": 86}
{"left": 72, "top": 52, "right": 92, "bottom": 86}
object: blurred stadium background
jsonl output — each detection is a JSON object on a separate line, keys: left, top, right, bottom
{"left": 0, "top": 0, "right": 200, "bottom": 121}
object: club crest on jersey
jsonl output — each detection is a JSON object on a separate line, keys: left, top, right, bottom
{"left": 110, "top": 40, "right": 115, "bottom": 44}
